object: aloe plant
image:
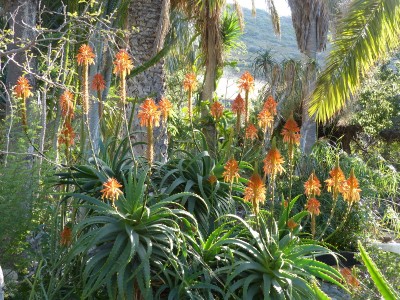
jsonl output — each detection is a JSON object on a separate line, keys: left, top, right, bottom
{"left": 58, "top": 169, "right": 199, "bottom": 299}
{"left": 217, "top": 214, "right": 348, "bottom": 299}
{"left": 358, "top": 241, "right": 400, "bottom": 300}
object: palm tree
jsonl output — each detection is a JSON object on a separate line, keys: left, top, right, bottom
{"left": 126, "top": 0, "right": 171, "bottom": 163}
{"left": 309, "top": 0, "right": 400, "bottom": 123}
{"left": 287, "top": 0, "right": 329, "bottom": 155}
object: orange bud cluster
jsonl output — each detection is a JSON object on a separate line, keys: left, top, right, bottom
{"left": 222, "top": 158, "right": 240, "bottom": 184}
{"left": 14, "top": 76, "right": 33, "bottom": 99}
{"left": 113, "top": 49, "right": 133, "bottom": 76}
{"left": 159, "top": 98, "right": 173, "bottom": 122}
{"left": 245, "top": 124, "right": 258, "bottom": 141}
{"left": 91, "top": 73, "right": 106, "bottom": 92}
{"left": 244, "top": 173, "right": 266, "bottom": 215}
{"left": 281, "top": 115, "right": 300, "bottom": 146}
{"left": 263, "top": 144, "right": 285, "bottom": 177}
{"left": 138, "top": 98, "right": 161, "bottom": 128}
{"left": 210, "top": 101, "right": 224, "bottom": 120}
{"left": 76, "top": 44, "right": 95, "bottom": 66}
{"left": 101, "top": 177, "right": 123, "bottom": 206}
{"left": 238, "top": 71, "right": 254, "bottom": 92}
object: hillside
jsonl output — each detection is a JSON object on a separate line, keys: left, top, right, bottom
{"left": 226, "top": 7, "right": 301, "bottom": 74}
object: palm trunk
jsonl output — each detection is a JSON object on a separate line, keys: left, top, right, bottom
{"left": 300, "top": 18, "right": 317, "bottom": 155}
{"left": 127, "top": 0, "right": 169, "bottom": 163}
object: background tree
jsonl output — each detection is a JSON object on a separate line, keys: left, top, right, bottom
{"left": 288, "top": 0, "right": 329, "bottom": 155}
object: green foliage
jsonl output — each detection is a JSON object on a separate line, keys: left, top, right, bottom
{"left": 357, "top": 241, "right": 400, "bottom": 299}
{"left": 310, "top": 0, "right": 400, "bottom": 122}
{"left": 219, "top": 214, "right": 346, "bottom": 299}
{"left": 59, "top": 169, "right": 198, "bottom": 299}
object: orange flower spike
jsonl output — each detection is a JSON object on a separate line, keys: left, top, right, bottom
{"left": 159, "top": 98, "right": 173, "bottom": 122}
{"left": 113, "top": 49, "right": 133, "bottom": 76}
{"left": 222, "top": 158, "right": 240, "bottom": 184}
{"left": 281, "top": 114, "right": 301, "bottom": 145}
{"left": 183, "top": 73, "right": 197, "bottom": 92}
{"left": 343, "top": 168, "right": 361, "bottom": 204}
{"left": 245, "top": 124, "right": 258, "bottom": 141}
{"left": 231, "top": 93, "right": 245, "bottom": 114}
{"left": 60, "top": 90, "right": 74, "bottom": 119}
{"left": 58, "top": 122, "right": 75, "bottom": 147}
{"left": 76, "top": 44, "right": 95, "bottom": 66}
{"left": 60, "top": 226, "right": 72, "bottom": 246}
{"left": 238, "top": 71, "right": 254, "bottom": 93}
{"left": 210, "top": 101, "right": 224, "bottom": 120}
{"left": 287, "top": 219, "right": 298, "bottom": 231}
{"left": 91, "top": 73, "right": 106, "bottom": 91}
{"left": 325, "top": 162, "right": 347, "bottom": 196}
{"left": 244, "top": 173, "right": 266, "bottom": 215}
{"left": 258, "top": 109, "right": 274, "bottom": 133}
{"left": 14, "top": 76, "right": 32, "bottom": 99}
{"left": 263, "top": 140, "right": 285, "bottom": 177}
{"left": 263, "top": 95, "right": 277, "bottom": 116}
{"left": 101, "top": 177, "right": 123, "bottom": 205}
{"left": 138, "top": 98, "right": 161, "bottom": 127}
{"left": 305, "top": 198, "right": 321, "bottom": 216}
{"left": 304, "top": 171, "right": 322, "bottom": 198}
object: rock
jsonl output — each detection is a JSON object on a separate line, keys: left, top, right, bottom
{"left": 320, "top": 282, "right": 351, "bottom": 300}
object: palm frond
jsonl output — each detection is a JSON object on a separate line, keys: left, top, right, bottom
{"left": 309, "top": 0, "right": 400, "bottom": 123}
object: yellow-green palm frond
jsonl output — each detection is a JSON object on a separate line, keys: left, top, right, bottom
{"left": 309, "top": 0, "right": 400, "bottom": 123}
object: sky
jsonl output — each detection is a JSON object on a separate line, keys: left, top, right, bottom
{"left": 227, "top": 0, "right": 292, "bottom": 16}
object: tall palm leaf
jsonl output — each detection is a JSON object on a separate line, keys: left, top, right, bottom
{"left": 309, "top": 0, "right": 400, "bottom": 123}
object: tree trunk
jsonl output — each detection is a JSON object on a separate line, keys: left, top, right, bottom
{"left": 4, "top": 0, "right": 39, "bottom": 119}
{"left": 201, "top": 27, "right": 218, "bottom": 103}
{"left": 300, "top": 17, "right": 317, "bottom": 155}
{"left": 127, "top": 0, "right": 169, "bottom": 163}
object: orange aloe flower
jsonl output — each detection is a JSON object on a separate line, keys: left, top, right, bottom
{"left": 258, "top": 108, "right": 274, "bottom": 133}
{"left": 263, "top": 144, "right": 285, "bottom": 177}
{"left": 60, "top": 225, "right": 72, "bottom": 246}
{"left": 305, "top": 198, "right": 321, "bottom": 216}
{"left": 281, "top": 115, "right": 301, "bottom": 145}
{"left": 244, "top": 173, "right": 266, "bottom": 215}
{"left": 342, "top": 169, "right": 361, "bottom": 204}
{"left": 238, "top": 71, "right": 254, "bottom": 92}
{"left": 113, "top": 49, "right": 133, "bottom": 76}
{"left": 138, "top": 98, "right": 161, "bottom": 127}
{"left": 91, "top": 73, "right": 106, "bottom": 91}
{"left": 183, "top": 73, "right": 197, "bottom": 91}
{"left": 231, "top": 93, "right": 245, "bottom": 114}
{"left": 159, "top": 98, "right": 173, "bottom": 122}
{"left": 263, "top": 95, "right": 277, "bottom": 116}
{"left": 287, "top": 219, "right": 298, "bottom": 231}
{"left": 304, "top": 171, "right": 322, "bottom": 198}
{"left": 76, "top": 44, "right": 95, "bottom": 66}
{"left": 101, "top": 177, "right": 123, "bottom": 204}
{"left": 222, "top": 158, "right": 240, "bottom": 184}
{"left": 58, "top": 121, "right": 75, "bottom": 147}
{"left": 245, "top": 124, "right": 258, "bottom": 141}
{"left": 14, "top": 76, "right": 32, "bottom": 99}
{"left": 325, "top": 164, "right": 347, "bottom": 196}
{"left": 210, "top": 101, "right": 224, "bottom": 120}
{"left": 60, "top": 90, "right": 74, "bottom": 119}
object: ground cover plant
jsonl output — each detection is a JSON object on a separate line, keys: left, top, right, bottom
{"left": 0, "top": 1, "right": 399, "bottom": 299}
